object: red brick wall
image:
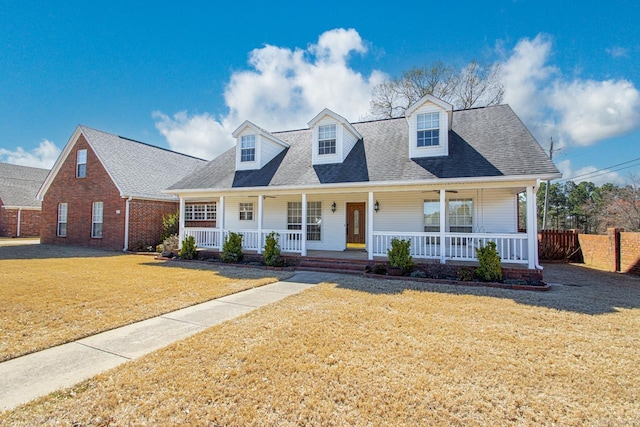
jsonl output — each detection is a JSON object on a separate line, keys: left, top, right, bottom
{"left": 128, "top": 200, "right": 178, "bottom": 250}
{"left": 620, "top": 232, "right": 640, "bottom": 276}
{"left": 578, "top": 233, "right": 614, "bottom": 271}
{"left": 0, "top": 207, "right": 41, "bottom": 237}
{"left": 41, "top": 135, "right": 126, "bottom": 250}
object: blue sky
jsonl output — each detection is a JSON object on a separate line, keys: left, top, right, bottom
{"left": 1, "top": 0, "right": 639, "bottom": 185}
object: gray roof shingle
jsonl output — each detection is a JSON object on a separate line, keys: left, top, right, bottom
{"left": 0, "top": 163, "right": 49, "bottom": 208}
{"left": 79, "top": 126, "right": 207, "bottom": 200}
{"left": 168, "top": 104, "right": 560, "bottom": 192}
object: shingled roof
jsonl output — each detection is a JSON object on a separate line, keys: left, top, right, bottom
{"left": 0, "top": 162, "right": 49, "bottom": 208}
{"left": 39, "top": 126, "right": 207, "bottom": 201}
{"left": 168, "top": 104, "right": 560, "bottom": 192}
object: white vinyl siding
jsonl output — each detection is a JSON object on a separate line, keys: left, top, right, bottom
{"left": 76, "top": 149, "right": 87, "bottom": 178}
{"left": 91, "top": 201, "right": 103, "bottom": 238}
{"left": 57, "top": 203, "right": 67, "bottom": 237}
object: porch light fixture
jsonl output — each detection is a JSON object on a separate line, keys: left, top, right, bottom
{"left": 331, "top": 202, "right": 336, "bottom": 213}
{"left": 374, "top": 201, "right": 380, "bottom": 212}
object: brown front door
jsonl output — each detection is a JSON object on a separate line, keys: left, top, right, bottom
{"left": 346, "top": 203, "right": 366, "bottom": 245}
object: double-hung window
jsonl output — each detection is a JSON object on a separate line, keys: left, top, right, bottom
{"left": 76, "top": 149, "right": 87, "bottom": 178}
{"left": 318, "top": 125, "right": 336, "bottom": 155}
{"left": 57, "top": 203, "right": 68, "bottom": 237}
{"left": 185, "top": 203, "right": 217, "bottom": 221}
{"left": 239, "top": 202, "right": 253, "bottom": 221}
{"left": 240, "top": 135, "right": 255, "bottom": 162}
{"left": 287, "top": 201, "right": 321, "bottom": 241}
{"left": 417, "top": 112, "right": 439, "bottom": 147}
{"left": 423, "top": 200, "right": 440, "bottom": 232}
{"left": 92, "top": 201, "right": 103, "bottom": 238}
{"left": 448, "top": 199, "right": 473, "bottom": 233}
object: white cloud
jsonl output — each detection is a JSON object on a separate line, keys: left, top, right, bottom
{"left": 0, "top": 139, "right": 60, "bottom": 169}
{"left": 154, "top": 28, "right": 385, "bottom": 159}
{"left": 152, "top": 111, "right": 233, "bottom": 160}
{"left": 607, "top": 46, "right": 629, "bottom": 58}
{"left": 556, "top": 159, "right": 625, "bottom": 186}
{"left": 500, "top": 35, "right": 640, "bottom": 149}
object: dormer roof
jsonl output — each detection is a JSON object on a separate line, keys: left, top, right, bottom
{"left": 405, "top": 94, "right": 453, "bottom": 117}
{"left": 308, "top": 108, "right": 363, "bottom": 141}
{"left": 232, "top": 120, "right": 289, "bottom": 148}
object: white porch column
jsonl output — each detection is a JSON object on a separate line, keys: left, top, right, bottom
{"left": 368, "top": 191, "right": 374, "bottom": 260}
{"left": 301, "top": 193, "right": 307, "bottom": 256}
{"left": 526, "top": 185, "right": 538, "bottom": 270}
{"left": 257, "top": 194, "right": 264, "bottom": 254}
{"left": 219, "top": 196, "right": 225, "bottom": 250}
{"left": 178, "top": 197, "right": 185, "bottom": 249}
{"left": 439, "top": 189, "right": 446, "bottom": 264}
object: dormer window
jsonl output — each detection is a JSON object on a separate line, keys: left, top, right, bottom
{"left": 318, "top": 125, "right": 337, "bottom": 155}
{"left": 417, "top": 112, "right": 439, "bottom": 147}
{"left": 240, "top": 135, "right": 256, "bottom": 162}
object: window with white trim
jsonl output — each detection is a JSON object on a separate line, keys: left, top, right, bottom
{"left": 423, "top": 200, "right": 440, "bottom": 232}
{"left": 417, "top": 112, "right": 439, "bottom": 147}
{"left": 76, "top": 149, "right": 87, "bottom": 178}
{"left": 449, "top": 199, "right": 472, "bottom": 233}
{"left": 287, "top": 202, "right": 302, "bottom": 231}
{"left": 240, "top": 135, "right": 255, "bottom": 162}
{"left": 92, "top": 201, "right": 103, "bottom": 238}
{"left": 239, "top": 202, "right": 253, "bottom": 221}
{"left": 57, "top": 203, "right": 68, "bottom": 237}
{"left": 306, "top": 201, "right": 322, "bottom": 241}
{"left": 185, "top": 203, "right": 216, "bottom": 221}
{"left": 318, "top": 124, "right": 336, "bottom": 155}
{"left": 287, "top": 201, "right": 321, "bottom": 241}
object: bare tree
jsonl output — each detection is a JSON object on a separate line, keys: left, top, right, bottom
{"left": 370, "top": 61, "right": 505, "bottom": 118}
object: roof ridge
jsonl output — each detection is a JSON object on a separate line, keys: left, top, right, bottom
{"left": 78, "top": 125, "right": 207, "bottom": 162}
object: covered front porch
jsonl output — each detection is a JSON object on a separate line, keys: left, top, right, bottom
{"left": 179, "top": 182, "right": 540, "bottom": 269}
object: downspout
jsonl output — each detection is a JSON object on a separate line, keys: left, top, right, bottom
{"left": 16, "top": 208, "right": 22, "bottom": 237}
{"left": 123, "top": 196, "right": 132, "bottom": 252}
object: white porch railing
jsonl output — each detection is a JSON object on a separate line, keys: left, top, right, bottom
{"left": 372, "top": 231, "right": 528, "bottom": 263}
{"left": 184, "top": 228, "right": 303, "bottom": 253}
{"left": 186, "top": 227, "right": 528, "bottom": 263}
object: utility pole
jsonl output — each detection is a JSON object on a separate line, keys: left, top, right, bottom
{"left": 542, "top": 137, "right": 554, "bottom": 230}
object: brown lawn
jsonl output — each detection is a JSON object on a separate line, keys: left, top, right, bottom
{"left": 0, "top": 244, "right": 292, "bottom": 362}
{"left": 1, "top": 264, "right": 639, "bottom": 426}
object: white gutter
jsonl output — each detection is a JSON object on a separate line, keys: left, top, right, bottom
{"left": 162, "top": 173, "right": 563, "bottom": 196}
{"left": 123, "top": 196, "right": 132, "bottom": 252}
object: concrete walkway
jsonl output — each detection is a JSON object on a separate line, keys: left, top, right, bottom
{"left": 0, "top": 271, "right": 329, "bottom": 411}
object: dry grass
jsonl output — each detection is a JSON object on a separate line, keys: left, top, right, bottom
{"left": 2, "top": 265, "right": 639, "bottom": 425}
{"left": 0, "top": 244, "right": 292, "bottom": 362}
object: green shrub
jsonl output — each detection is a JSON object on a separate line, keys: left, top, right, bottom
{"left": 221, "top": 232, "right": 243, "bottom": 263}
{"left": 387, "top": 238, "right": 414, "bottom": 272}
{"left": 161, "top": 211, "right": 179, "bottom": 241}
{"left": 475, "top": 242, "right": 502, "bottom": 282}
{"left": 179, "top": 235, "right": 197, "bottom": 260}
{"left": 263, "top": 232, "right": 284, "bottom": 267}
{"left": 457, "top": 267, "right": 474, "bottom": 281}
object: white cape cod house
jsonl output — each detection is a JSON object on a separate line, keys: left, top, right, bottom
{"left": 166, "top": 95, "right": 560, "bottom": 271}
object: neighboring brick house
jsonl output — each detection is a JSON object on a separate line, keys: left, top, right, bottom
{"left": 37, "top": 125, "right": 206, "bottom": 250}
{"left": 0, "top": 162, "right": 49, "bottom": 237}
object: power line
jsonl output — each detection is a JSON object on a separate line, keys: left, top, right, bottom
{"left": 558, "top": 156, "right": 640, "bottom": 183}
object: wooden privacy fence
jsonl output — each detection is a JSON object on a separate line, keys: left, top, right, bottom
{"left": 538, "top": 230, "right": 582, "bottom": 261}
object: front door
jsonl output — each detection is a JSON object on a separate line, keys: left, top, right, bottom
{"left": 346, "top": 202, "right": 366, "bottom": 245}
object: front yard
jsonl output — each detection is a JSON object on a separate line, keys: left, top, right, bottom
{"left": 0, "top": 244, "right": 292, "bottom": 362}
{"left": 1, "top": 262, "right": 639, "bottom": 425}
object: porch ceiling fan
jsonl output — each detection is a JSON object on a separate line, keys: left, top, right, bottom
{"left": 422, "top": 190, "right": 459, "bottom": 194}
